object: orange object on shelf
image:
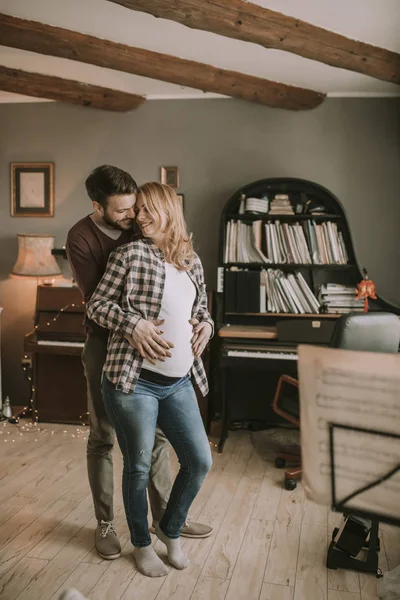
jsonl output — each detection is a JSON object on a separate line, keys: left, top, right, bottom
{"left": 356, "top": 269, "right": 377, "bottom": 312}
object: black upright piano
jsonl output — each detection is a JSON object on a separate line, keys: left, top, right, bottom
{"left": 215, "top": 178, "right": 400, "bottom": 451}
{"left": 24, "top": 285, "right": 88, "bottom": 424}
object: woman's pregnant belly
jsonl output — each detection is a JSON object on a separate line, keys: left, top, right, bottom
{"left": 142, "top": 309, "right": 194, "bottom": 377}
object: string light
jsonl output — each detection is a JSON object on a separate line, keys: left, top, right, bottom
{"left": 0, "top": 422, "right": 87, "bottom": 444}
{"left": 11, "top": 360, "right": 38, "bottom": 423}
{"left": 2, "top": 418, "right": 89, "bottom": 441}
{"left": 10, "top": 299, "right": 88, "bottom": 426}
{"left": 34, "top": 301, "right": 86, "bottom": 331}
{"left": 79, "top": 411, "right": 90, "bottom": 427}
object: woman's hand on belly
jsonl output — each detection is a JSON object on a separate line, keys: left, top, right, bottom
{"left": 125, "top": 318, "right": 174, "bottom": 364}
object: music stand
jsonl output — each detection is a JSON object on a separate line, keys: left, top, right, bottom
{"left": 326, "top": 423, "right": 400, "bottom": 576}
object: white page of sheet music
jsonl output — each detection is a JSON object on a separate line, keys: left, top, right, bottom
{"left": 298, "top": 345, "right": 400, "bottom": 521}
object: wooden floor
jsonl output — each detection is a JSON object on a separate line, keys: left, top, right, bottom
{"left": 0, "top": 422, "right": 398, "bottom": 600}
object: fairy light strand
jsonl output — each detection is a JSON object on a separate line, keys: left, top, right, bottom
{"left": 2, "top": 419, "right": 88, "bottom": 441}
{"left": 34, "top": 300, "right": 86, "bottom": 330}
{"left": 11, "top": 299, "right": 89, "bottom": 426}
{"left": 19, "top": 361, "right": 38, "bottom": 421}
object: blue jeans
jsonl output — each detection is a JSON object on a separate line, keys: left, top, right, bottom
{"left": 102, "top": 375, "right": 212, "bottom": 547}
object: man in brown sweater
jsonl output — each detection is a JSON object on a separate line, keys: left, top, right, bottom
{"left": 67, "top": 165, "right": 212, "bottom": 560}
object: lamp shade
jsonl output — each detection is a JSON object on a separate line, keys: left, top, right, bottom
{"left": 10, "top": 234, "right": 62, "bottom": 278}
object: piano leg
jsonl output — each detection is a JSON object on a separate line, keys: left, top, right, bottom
{"left": 218, "top": 367, "right": 229, "bottom": 453}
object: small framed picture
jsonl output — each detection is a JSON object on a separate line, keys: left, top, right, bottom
{"left": 161, "top": 166, "right": 179, "bottom": 189}
{"left": 177, "top": 194, "right": 184, "bottom": 210}
{"left": 11, "top": 162, "right": 54, "bottom": 217}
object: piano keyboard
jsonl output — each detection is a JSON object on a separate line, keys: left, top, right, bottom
{"left": 37, "top": 340, "right": 85, "bottom": 348}
{"left": 227, "top": 349, "right": 297, "bottom": 360}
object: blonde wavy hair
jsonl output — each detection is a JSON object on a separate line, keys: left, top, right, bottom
{"left": 137, "top": 182, "right": 194, "bottom": 270}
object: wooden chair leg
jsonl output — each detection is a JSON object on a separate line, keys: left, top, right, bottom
{"left": 282, "top": 465, "right": 302, "bottom": 490}
{"left": 276, "top": 452, "right": 301, "bottom": 463}
{"left": 284, "top": 466, "right": 302, "bottom": 480}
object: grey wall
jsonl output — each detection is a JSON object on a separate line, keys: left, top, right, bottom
{"left": 1, "top": 97, "right": 399, "bottom": 405}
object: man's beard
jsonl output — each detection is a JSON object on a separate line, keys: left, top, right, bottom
{"left": 102, "top": 212, "right": 134, "bottom": 231}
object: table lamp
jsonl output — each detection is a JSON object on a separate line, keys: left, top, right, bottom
{"left": 7, "top": 233, "right": 62, "bottom": 423}
{"left": 10, "top": 234, "right": 62, "bottom": 282}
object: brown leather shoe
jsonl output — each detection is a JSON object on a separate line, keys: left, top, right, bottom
{"left": 150, "top": 517, "right": 213, "bottom": 539}
{"left": 95, "top": 521, "right": 121, "bottom": 560}
{"left": 180, "top": 517, "right": 213, "bottom": 538}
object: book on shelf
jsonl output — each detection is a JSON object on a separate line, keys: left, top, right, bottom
{"left": 224, "top": 268, "right": 321, "bottom": 314}
{"left": 224, "top": 269, "right": 364, "bottom": 316}
{"left": 224, "top": 219, "right": 348, "bottom": 265}
{"left": 318, "top": 284, "right": 364, "bottom": 313}
{"left": 241, "top": 192, "right": 294, "bottom": 216}
{"left": 245, "top": 196, "right": 269, "bottom": 214}
{"left": 268, "top": 194, "right": 294, "bottom": 215}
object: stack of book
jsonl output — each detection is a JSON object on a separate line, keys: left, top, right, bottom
{"left": 268, "top": 194, "right": 294, "bottom": 215}
{"left": 319, "top": 284, "right": 364, "bottom": 314}
{"left": 245, "top": 196, "right": 269, "bottom": 214}
{"left": 224, "top": 268, "right": 320, "bottom": 314}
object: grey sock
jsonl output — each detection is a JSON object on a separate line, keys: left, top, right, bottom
{"left": 155, "top": 525, "right": 189, "bottom": 570}
{"left": 133, "top": 546, "right": 168, "bottom": 577}
{"left": 58, "top": 589, "right": 87, "bottom": 600}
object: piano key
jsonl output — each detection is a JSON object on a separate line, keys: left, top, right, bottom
{"left": 224, "top": 344, "right": 295, "bottom": 353}
{"left": 226, "top": 350, "right": 297, "bottom": 360}
{"left": 37, "top": 340, "right": 85, "bottom": 348}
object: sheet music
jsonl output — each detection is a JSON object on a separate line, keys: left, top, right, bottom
{"left": 298, "top": 345, "right": 400, "bottom": 521}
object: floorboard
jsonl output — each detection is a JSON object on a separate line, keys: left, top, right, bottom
{"left": 0, "top": 424, "right": 394, "bottom": 600}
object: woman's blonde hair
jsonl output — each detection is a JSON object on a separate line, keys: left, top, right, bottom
{"left": 137, "top": 182, "right": 194, "bottom": 270}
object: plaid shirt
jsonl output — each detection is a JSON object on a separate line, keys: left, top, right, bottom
{"left": 86, "top": 238, "right": 213, "bottom": 396}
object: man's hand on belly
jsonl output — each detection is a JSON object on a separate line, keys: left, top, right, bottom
{"left": 190, "top": 318, "right": 212, "bottom": 358}
{"left": 125, "top": 318, "right": 174, "bottom": 364}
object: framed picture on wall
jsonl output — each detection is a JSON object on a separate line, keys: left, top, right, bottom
{"left": 177, "top": 194, "right": 184, "bottom": 211}
{"left": 161, "top": 166, "right": 179, "bottom": 189}
{"left": 10, "top": 162, "right": 55, "bottom": 217}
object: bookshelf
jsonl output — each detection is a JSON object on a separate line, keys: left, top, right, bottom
{"left": 213, "top": 178, "right": 400, "bottom": 450}
{"left": 217, "top": 177, "right": 396, "bottom": 322}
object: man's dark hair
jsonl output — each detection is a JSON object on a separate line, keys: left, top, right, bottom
{"left": 85, "top": 165, "right": 137, "bottom": 207}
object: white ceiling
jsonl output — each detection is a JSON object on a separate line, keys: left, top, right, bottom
{"left": 0, "top": 0, "right": 399, "bottom": 105}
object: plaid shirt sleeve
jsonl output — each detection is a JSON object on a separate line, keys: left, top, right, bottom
{"left": 86, "top": 248, "right": 142, "bottom": 337}
{"left": 192, "top": 255, "right": 214, "bottom": 337}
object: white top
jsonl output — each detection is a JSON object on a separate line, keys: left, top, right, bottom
{"left": 142, "top": 263, "right": 196, "bottom": 377}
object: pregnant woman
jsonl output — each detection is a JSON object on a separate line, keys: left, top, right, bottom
{"left": 86, "top": 182, "right": 213, "bottom": 577}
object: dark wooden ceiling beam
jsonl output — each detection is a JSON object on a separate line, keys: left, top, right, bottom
{"left": 0, "top": 13, "right": 325, "bottom": 110}
{"left": 0, "top": 64, "right": 145, "bottom": 111}
{"left": 108, "top": 0, "right": 400, "bottom": 84}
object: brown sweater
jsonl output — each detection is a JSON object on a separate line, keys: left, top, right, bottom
{"left": 66, "top": 215, "right": 134, "bottom": 339}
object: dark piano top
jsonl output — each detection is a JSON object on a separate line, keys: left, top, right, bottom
{"left": 25, "top": 284, "right": 86, "bottom": 353}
